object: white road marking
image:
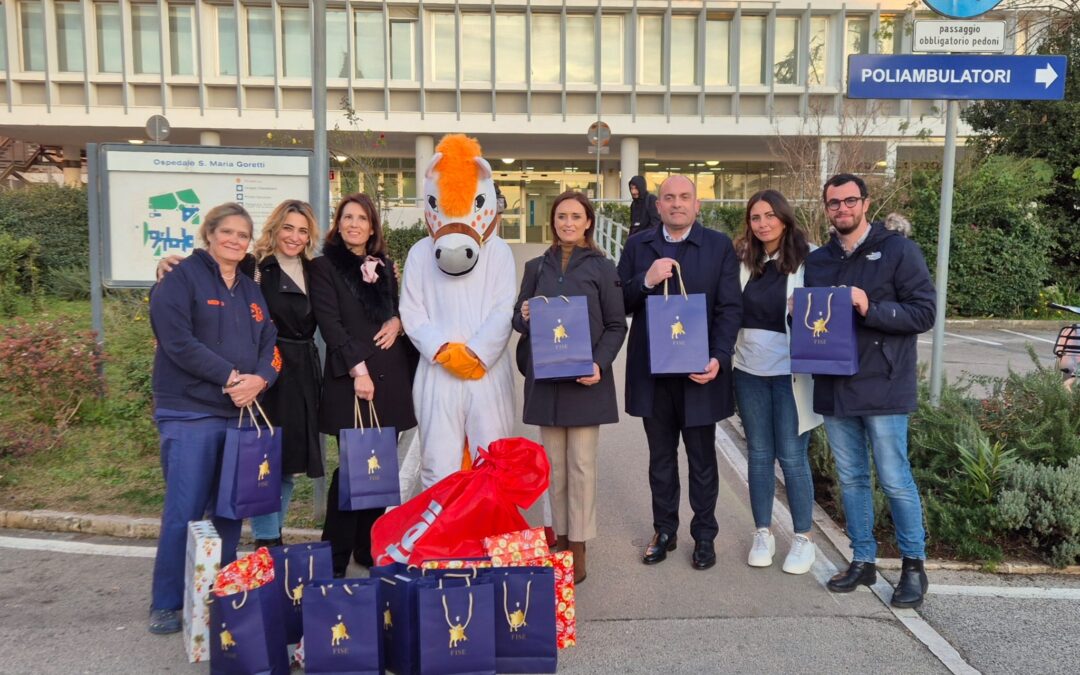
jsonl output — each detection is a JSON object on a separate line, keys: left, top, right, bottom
{"left": 944, "top": 331, "right": 1002, "bottom": 346}
{"left": 918, "top": 339, "right": 934, "bottom": 345}
{"left": 930, "top": 584, "right": 1080, "bottom": 601}
{"left": 997, "top": 329, "right": 1057, "bottom": 345}
{"left": 0, "top": 535, "right": 156, "bottom": 558}
{"left": 716, "top": 424, "right": 980, "bottom": 675}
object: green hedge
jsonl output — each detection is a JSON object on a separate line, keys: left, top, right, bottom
{"left": 597, "top": 202, "right": 743, "bottom": 239}
{"left": 385, "top": 224, "right": 427, "bottom": 269}
{"left": 0, "top": 232, "right": 42, "bottom": 316}
{"left": 0, "top": 185, "right": 88, "bottom": 284}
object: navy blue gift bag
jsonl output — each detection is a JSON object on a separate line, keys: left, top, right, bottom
{"left": 301, "top": 579, "right": 383, "bottom": 675}
{"left": 527, "top": 295, "right": 594, "bottom": 381}
{"left": 209, "top": 584, "right": 290, "bottom": 675}
{"left": 646, "top": 261, "right": 710, "bottom": 375}
{"left": 268, "top": 542, "right": 333, "bottom": 645}
{"left": 416, "top": 577, "right": 496, "bottom": 675}
{"left": 339, "top": 397, "right": 400, "bottom": 511}
{"left": 790, "top": 287, "right": 859, "bottom": 375}
{"left": 373, "top": 571, "right": 422, "bottom": 675}
{"left": 489, "top": 568, "right": 558, "bottom": 674}
{"left": 216, "top": 402, "right": 282, "bottom": 520}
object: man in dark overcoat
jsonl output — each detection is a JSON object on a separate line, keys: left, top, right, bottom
{"left": 616, "top": 175, "right": 742, "bottom": 570}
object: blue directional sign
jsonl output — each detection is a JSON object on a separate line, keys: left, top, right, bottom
{"left": 848, "top": 55, "right": 1068, "bottom": 100}
{"left": 923, "top": 0, "right": 1004, "bottom": 20}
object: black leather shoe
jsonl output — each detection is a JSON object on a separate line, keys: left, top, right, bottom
{"left": 691, "top": 540, "right": 716, "bottom": 570}
{"left": 642, "top": 532, "right": 677, "bottom": 565}
{"left": 253, "top": 538, "right": 281, "bottom": 549}
{"left": 827, "top": 561, "right": 877, "bottom": 592}
{"left": 890, "top": 558, "right": 929, "bottom": 609}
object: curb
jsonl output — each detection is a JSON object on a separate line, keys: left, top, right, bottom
{"left": 944, "top": 318, "right": 1064, "bottom": 329}
{"left": 0, "top": 509, "right": 323, "bottom": 543}
{"left": 723, "top": 419, "right": 1080, "bottom": 577}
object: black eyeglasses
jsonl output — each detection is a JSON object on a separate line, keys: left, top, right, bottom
{"left": 825, "top": 196, "right": 865, "bottom": 211}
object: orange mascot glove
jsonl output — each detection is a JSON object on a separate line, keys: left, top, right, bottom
{"left": 435, "top": 343, "right": 487, "bottom": 380}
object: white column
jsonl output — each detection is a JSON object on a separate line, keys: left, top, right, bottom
{"left": 415, "top": 135, "right": 435, "bottom": 205}
{"left": 819, "top": 138, "right": 832, "bottom": 188}
{"left": 619, "top": 137, "right": 639, "bottom": 200}
{"left": 200, "top": 130, "right": 222, "bottom": 146}
{"left": 62, "top": 145, "right": 82, "bottom": 186}
{"left": 885, "top": 141, "right": 898, "bottom": 179}
{"left": 603, "top": 166, "right": 621, "bottom": 202}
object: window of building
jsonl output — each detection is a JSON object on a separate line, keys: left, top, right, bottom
{"left": 638, "top": 15, "right": 662, "bottom": 85}
{"left": 96, "top": 3, "right": 121, "bottom": 73}
{"left": 389, "top": 19, "right": 415, "bottom": 80}
{"left": 846, "top": 16, "right": 870, "bottom": 56}
{"left": 774, "top": 16, "right": 799, "bottom": 84}
{"left": 56, "top": 1, "right": 85, "bottom": 72}
{"left": 169, "top": 5, "right": 195, "bottom": 76}
{"left": 531, "top": 13, "right": 561, "bottom": 84}
{"left": 878, "top": 15, "right": 903, "bottom": 54}
{"left": 281, "top": 6, "right": 310, "bottom": 77}
{"left": 808, "top": 16, "right": 829, "bottom": 85}
{"left": 19, "top": 0, "right": 45, "bottom": 72}
{"left": 354, "top": 10, "right": 384, "bottom": 80}
{"left": 739, "top": 15, "right": 765, "bottom": 85}
{"left": 495, "top": 13, "right": 524, "bottom": 83}
{"left": 327, "top": 9, "right": 348, "bottom": 78}
{"left": 131, "top": 3, "right": 161, "bottom": 75}
{"left": 566, "top": 15, "right": 594, "bottom": 84}
{"left": 430, "top": 12, "right": 455, "bottom": 81}
{"left": 670, "top": 15, "right": 697, "bottom": 85}
{"left": 704, "top": 16, "right": 730, "bottom": 85}
{"left": 461, "top": 13, "right": 491, "bottom": 82}
{"left": 247, "top": 6, "right": 273, "bottom": 77}
{"left": 213, "top": 5, "right": 236, "bottom": 76}
{"left": 601, "top": 15, "right": 623, "bottom": 85}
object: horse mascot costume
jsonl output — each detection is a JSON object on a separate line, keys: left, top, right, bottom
{"left": 399, "top": 134, "right": 517, "bottom": 487}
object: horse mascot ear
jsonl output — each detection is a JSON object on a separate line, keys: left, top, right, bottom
{"left": 423, "top": 134, "right": 498, "bottom": 277}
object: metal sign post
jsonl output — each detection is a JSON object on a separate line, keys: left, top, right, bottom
{"left": 588, "top": 121, "right": 611, "bottom": 200}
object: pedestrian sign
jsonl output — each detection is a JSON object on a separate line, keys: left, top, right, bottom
{"left": 847, "top": 54, "right": 1067, "bottom": 101}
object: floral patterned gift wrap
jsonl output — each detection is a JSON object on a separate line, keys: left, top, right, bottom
{"left": 182, "top": 521, "right": 221, "bottom": 663}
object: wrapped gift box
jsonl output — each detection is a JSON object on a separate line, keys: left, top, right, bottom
{"left": 212, "top": 546, "right": 275, "bottom": 596}
{"left": 419, "top": 557, "right": 493, "bottom": 571}
{"left": 183, "top": 520, "right": 222, "bottom": 663}
{"left": 494, "top": 550, "right": 576, "bottom": 649}
{"left": 483, "top": 527, "right": 550, "bottom": 563}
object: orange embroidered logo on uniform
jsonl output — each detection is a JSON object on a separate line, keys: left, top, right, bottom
{"left": 250, "top": 303, "right": 264, "bottom": 322}
{"left": 272, "top": 346, "right": 282, "bottom": 372}
{"left": 207, "top": 299, "right": 224, "bottom": 306}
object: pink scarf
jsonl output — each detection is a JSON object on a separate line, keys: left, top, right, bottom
{"left": 361, "top": 256, "right": 384, "bottom": 283}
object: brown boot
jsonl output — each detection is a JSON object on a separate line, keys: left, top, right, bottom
{"left": 556, "top": 535, "right": 569, "bottom": 552}
{"left": 568, "top": 541, "right": 586, "bottom": 584}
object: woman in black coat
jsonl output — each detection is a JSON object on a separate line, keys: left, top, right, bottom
{"left": 309, "top": 192, "right": 417, "bottom": 576}
{"left": 512, "top": 191, "right": 627, "bottom": 583}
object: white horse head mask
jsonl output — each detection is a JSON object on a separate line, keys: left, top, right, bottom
{"left": 423, "top": 134, "right": 498, "bottom": 276}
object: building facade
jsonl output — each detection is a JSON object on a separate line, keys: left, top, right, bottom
{"left": 0, "top": 0, "right": 1043, "bottom": 241}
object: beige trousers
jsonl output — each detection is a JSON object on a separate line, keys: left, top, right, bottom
{"left": 540, "top": 425, "right": 600, "bottom": 542}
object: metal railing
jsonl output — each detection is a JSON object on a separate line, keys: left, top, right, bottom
{"left": 595, "top": 214, "right": 630, "bottom": 261}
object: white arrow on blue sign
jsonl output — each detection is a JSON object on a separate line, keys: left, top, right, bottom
{"left": 848, "top": 54, "right": 1068, "bottom": 100}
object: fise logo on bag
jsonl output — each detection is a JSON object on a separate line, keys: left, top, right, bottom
{"left": 385, "top": 499, "right": 444, "bottom": 563}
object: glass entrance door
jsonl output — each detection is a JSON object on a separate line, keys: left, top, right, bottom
{"left": 525, "top": 180, "right": 561, "bottom": 243}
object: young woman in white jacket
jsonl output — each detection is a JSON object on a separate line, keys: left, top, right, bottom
{"left": 732, "top": 189, "right": 823, "bottom": 575}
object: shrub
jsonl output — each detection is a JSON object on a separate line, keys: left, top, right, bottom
{"left": 0, "top": 232, "right": 42, "bottom": 316}
{"left": 596, "top": 202, "right": 630, "bottom": 227}
{"left": 385, "top": 223, "right": 427, "bottom": 269}
{"left": 903, "top": 156, "right": 1054, "bottom": 317}
{"left": 45, "top": 264, "right": 91, "bottom": 301}
{"left": 0, "top": 185, "right": 88, "bottom": 285}
{"left": 698, "top": 204, "right": 744, "bottom": 238}
{"left": 998, "top": 457, "right": 1080, "bottom": 567}
{"left": 0, "top": 318, "right": 104, "bottom": 427}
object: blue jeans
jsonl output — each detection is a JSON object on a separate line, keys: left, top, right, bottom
{"left": 151, "top": 417, "right": 242, "bottom": 611}
{"left": 250, "top": 474, "right": 296, "bottom": 540}
{"left": 733, "top": 369, "right": 814, "bottom": 534}
{"left": 822, "top": 414, "right": 926, "bottom": 562}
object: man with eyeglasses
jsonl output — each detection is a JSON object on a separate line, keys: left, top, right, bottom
{"left": 803, "top": 173, "right": 936, "bottom": 609}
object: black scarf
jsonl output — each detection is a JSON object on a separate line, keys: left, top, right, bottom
{"left": 322, "top": 235, "right": 396, "bottom": 325}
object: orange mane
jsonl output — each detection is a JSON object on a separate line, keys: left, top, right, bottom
{"left": 434, "top": 135, "right": 482, "bottom": 218}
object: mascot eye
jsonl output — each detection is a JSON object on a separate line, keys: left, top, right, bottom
{"left": 474, "top": 195, "right": 485, "bottom": 210}
{"left": 465, "top": 249, "right": 474, "bottom": 259}
{"left": 428, "top": 195, "right": 438, "bottom": 210}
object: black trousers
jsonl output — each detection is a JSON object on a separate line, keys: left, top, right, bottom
{"left": 642, "top": 377, "right": 719, "bottom": 542}
{"left": 322, "top": 467, "right": 384, "bottom": 575}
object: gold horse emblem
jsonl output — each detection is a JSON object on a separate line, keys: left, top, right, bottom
{"left": 448, "top": 622, "right": 468, "bottom": 648}
{"left": 367, "top": 453, "right": 380, "bottom": 475}
{"left": 508, "top": 608, "right": 527, "bottom": 632}
{"left": 553, "top": 321, "right": 568, "bottom": 343}
{"left": 671, "top": 317, "right": 686, "bottom": 340}
{"left": 383, "top": 606, "right": 393, "bottom": 630}
{"left": 803, "top": 292, "right": 834, "bottom": 338}
{"left": 220, "top": 627, "right": 236, "bottom": 651}
{"left": 291, "top": 582, "right": 304, "bottom": 606}
{"left": 331, "top": 618, "right": 350, "bottom": 646}
{"left": 258, "top": 456, "right": 271, "bottom": 480}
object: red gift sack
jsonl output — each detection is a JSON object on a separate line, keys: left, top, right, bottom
{"left": 371, "top": 437, "right": 550, "bottom": 566}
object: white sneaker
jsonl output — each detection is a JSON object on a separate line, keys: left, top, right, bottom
{"left": 747, "top": 528, "right": 775, "bottom": 567}
{"left": 782, "top": 534, "right": 816, "bottom": 575}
